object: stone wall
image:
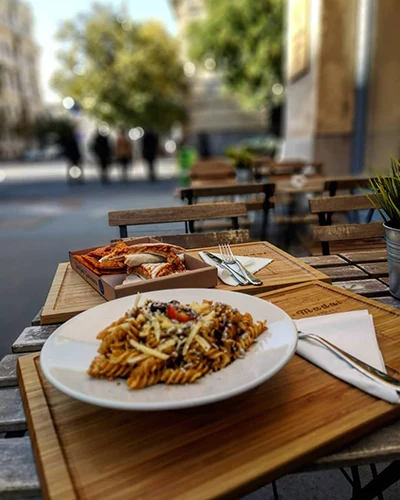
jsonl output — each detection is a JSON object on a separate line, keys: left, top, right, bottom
{"left": 365, "top": 0, "right": 400, "bottom": 172}
{"left": 284, "top": 0, "right": 357, "bottom": 175}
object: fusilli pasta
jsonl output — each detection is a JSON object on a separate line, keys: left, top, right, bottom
{"left": 87, "top": 297, "right": 267, "bottom": 390}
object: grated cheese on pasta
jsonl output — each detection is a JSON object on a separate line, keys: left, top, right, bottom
{"left": 88, "top": 299, "right": 267, "bottom": 390}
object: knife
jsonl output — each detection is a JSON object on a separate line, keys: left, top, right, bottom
{"left": 204, "top": 252, "right": 249, "bottom": 285}
{"left": 232, "top": 259, "right": 262, "bottom": 286}
{"left": 299, "top": 332, "right": 400, "bottom": 392}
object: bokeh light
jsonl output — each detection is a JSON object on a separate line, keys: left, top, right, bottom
{"left": 63, "top": 96, "right": 75, "bottom": 109}
{"left": 129, "top": 128, "right": 140, "bottom": 140}
{"left": 129, "top": 127, "right": 144, "bottom": 140}
{"left": 69, "top": 166, "right": 82, "bottom": 179}
{"left": 165, "top": 140, "right": 176, "bottom": 154}
{"left": 0, "top": 169, "right": 5, "bottom": 182}
{"left": 204, "top": 58, "right": 216, "bottom": 71}
{"left": 98, "top": 122, "right": 110, "bottom": 136}
{"left": 183, "top": 61, "right": 196, "bottom": 78}
{"left": 272, "top": 83, "right": 284, "bottom": 96}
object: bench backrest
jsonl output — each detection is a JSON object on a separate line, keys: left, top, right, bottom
{"left": 109, "top": 202, "right": 248, "bottom": 238}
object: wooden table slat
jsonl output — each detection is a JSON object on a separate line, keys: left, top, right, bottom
{"left": 31, "top": 308, "right": 43, "bottom": 327}
{"left": 0, "top": 355, "right": 21, "bottom": 387}
{"left": 372, "top": 296, "right": 400, "bottom": 310}
{"left": 12, "top": 326, "right": 58, "bottom": 353}
{"left": 334, "top": 279, "right": 389, "bottom": 297}
{"left": 339, "top": 250, "right": 387, "bottom": 263}
{"left": 298, "top": 255, "right": 347, "bottom": 268}
{"left": 379, "top": 277, "right": 390, "bottom": 286}
{"left": 0, "top": 437, "right": 40, "bottom": 497}
{"left": 356, "top": 262, "right": 389, "bottom": 278}
{"left": 318, "top": 265, "right": 368, "bottom": 282}
{"left": 0, "top": 388, "right": 26, "bottom": 432}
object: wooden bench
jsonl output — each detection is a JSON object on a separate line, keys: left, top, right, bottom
{"left": 108, "top": 202, "right": 248, "bottom": 239}
{"left": 309, "top": 194, "right": 385, "bottom": 255}
{"left": 190, "top": 160, "right": 236, "bottom": 183}
{"left": 112, "top": 229, "right": 250, "bottom": 249}
{"left": 323, "top": 176, "right": 373, "bottom": 197}
{"left": 254, "top": 160, "right": 323, "bottom": 180}
{"left": 177, "top": 182, "right": 275, "bottom": 239}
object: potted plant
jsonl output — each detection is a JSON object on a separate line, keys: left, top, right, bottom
{"left": 226, "top": 147, "right": 255, "bottom": 182}
{"left": 369, "top": 158, "right": 400, "bottom": 299}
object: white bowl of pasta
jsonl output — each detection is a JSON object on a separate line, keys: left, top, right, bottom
{"left": 40, "top": 288, "right": 298, "bottom": 410}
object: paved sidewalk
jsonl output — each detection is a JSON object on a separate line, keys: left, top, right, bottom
{"left": 0, "top": 158, "right": 177, "bottom": 184}
{"left": 0, "top": 175, "right": 181, "bottom": 360}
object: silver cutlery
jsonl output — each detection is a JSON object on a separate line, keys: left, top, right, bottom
{"left": 204, "top": 252, "right": 248, "bottom": 285}
{"left": 299, "top": 332, "right": 400, "bottom": 393}
{"left": 219, "top": 244, "right": 262, "bottom": 286}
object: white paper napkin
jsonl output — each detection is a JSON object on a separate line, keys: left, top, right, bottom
{"left": 198, "top": 252, "right": 272, "bottom": 286}
{"left": 295, "top": 311, "right": 399, "bottom": 404}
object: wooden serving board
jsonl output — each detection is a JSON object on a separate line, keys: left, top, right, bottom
{"left": 19, "top": 282, "right": 400, "bottom": 500}
{"left": 40, "top": 264, "right": 106, "bottom": 325}
{"left": 41, "top": 242, "right": 330, "bottom": 324}
{"left": 189, "top": 241, "right": 331, "bottom": 295}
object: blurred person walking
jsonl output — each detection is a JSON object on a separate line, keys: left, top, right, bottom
{"left": 142, "top": 129, "right": 159, "bottom": 182}
{"left": 116, "top": 128, "right": 133, "bottom": 182}
{"left": 92, "top": 127, "right": 112, "bottom": 184}
{"left": 59, "top": 125, "right": 83, "bottom": 183}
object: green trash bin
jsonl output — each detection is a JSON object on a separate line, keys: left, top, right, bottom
{"left": 177, "top": 146, "right": 197, "bottom": 186}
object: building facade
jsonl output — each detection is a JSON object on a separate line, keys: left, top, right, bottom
{"left": 171, "top": 0, "right": 266, "bottom": 156}
{"left": 0, "top": 0, "right": 43, "bottom": 159}
{"left": 284, "top": 0, "right": 400, "bottom": 176}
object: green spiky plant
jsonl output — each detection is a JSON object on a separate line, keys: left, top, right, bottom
{"left": 369, "top": 158, "right": 400, "bottom": 229}
{"left": 225, "top": 147, "right": 255, "bottom": 169}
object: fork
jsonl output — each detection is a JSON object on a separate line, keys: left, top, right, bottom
{"left": 217, "top": 244, "right": 248, "bottom": 285}
{"left": 219, "top": 244, "right": 262, "bottom": 286}
{"left": 299, "top": 332, "right": 400, "bottom": 392}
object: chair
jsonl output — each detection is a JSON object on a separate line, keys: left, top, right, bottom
{"left": 112, "top": 229, "right": 250, "bottom": 249}
{"left": 253, "top": 156, "right": 273, "bottom": 181}
{"left": 190, "top": 159, "right": 236, "bottom": 185}
{"left": 177, "top": 182, "right": 275, "bottom": 240}
{"left": 272, "top": 160, "right": 323, "bottom": 175}
{"left": 324, "top": 176, "right": 372, "bottom": 197}
{"left": 254, "top": 159, "right": 324, "bottom": 181}
{"left": 309, "top": 194, "right": 384, "bottom": 255}
{"left": 108, "top": 202, "right": 248, "bottom": 239}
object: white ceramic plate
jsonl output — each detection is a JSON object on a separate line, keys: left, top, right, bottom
{"left": 40, "top": 289, "right": 298, "bottom": 411}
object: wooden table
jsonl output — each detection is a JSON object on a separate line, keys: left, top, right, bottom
{"left": 271, "top": 174, "right": 325, "bottom": 195}
{"left": 190, "top": 178, "right": 238, "bottom": 187}
{"left": 299, "top": 250, "right": 396, "bottom": 305}
{"left": 1, "top": 249, "right": 399, "bottom": 499}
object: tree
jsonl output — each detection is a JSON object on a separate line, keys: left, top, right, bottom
{"left": 51, "top": 4, "right": 187, "bottom": 131}
{"left": 34, "top": 116, "right": 74, "bottom": 148}
{"left": 187, "top": 0, "right": 283, "bottom": 112}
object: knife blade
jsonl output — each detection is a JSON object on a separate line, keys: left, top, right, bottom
{"left": 232, "top": 259, "right": 262, "bottom": 286}
{"left": 204, "top": 252, "right": 248, "bottom": 285}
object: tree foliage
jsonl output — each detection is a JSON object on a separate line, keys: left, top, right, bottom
{"left": 51, "top": 3, "right": 187, "bottom": 131}
{"left": 187, "top": 0, "right": 283, "bottom": 110}
{"left": 34, "top": 116, "right": 74, "bottom": 147}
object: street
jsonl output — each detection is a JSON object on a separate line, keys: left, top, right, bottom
{"left": 0, "top": 159, "right": 180, "bottom": 360}
{"left": 0, "top": 157, "right": 177, "bottom": 184}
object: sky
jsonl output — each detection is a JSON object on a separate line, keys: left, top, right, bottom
{"left": 28, "top": 0, "right": 177, "bottom": 103}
